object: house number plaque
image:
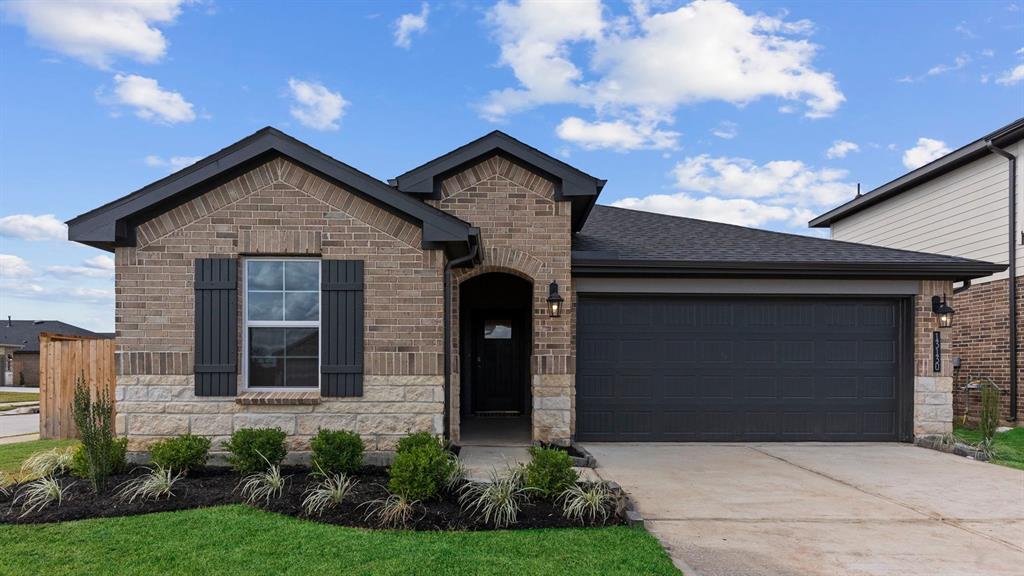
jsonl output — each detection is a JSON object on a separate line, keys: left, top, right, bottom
{"left": 932, "top": 331, "right": 941, "bottom": 373}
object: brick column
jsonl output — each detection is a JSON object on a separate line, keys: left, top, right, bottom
{"left": 914, "top": 280, "right": 955, "bottom": 437}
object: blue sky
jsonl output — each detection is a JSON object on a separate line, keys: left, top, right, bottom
{"left": 0, "top": 0, "right": 1022, "bottom": 332}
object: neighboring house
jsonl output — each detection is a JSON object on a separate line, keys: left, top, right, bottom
{"left": 67, "top": 128, "right": 1004, "bottom": 456}
{"left": 0, "top": 319, "right": 114, "bottom": 387}
{"left": 812, "top": 118, "right": 1022, "bottom": 424}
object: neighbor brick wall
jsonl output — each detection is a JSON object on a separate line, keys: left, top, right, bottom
{"left": 431, "top": 155, "right": 574, "bottom": 444}
{"left": 12, "top": 352, "right": 39, "bottom": 387}
{"left": 952, "top": 276, "right": 1023, "bottom": 423}
{"left": 114, "top": 156, "right": 446, "bottom": 453}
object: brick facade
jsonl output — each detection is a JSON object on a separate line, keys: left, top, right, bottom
{"left": 115, "top": 156, "right": 446, "bottom": 454}
{"left": 952, "top": 276, "right": 1023, "bottom": 423}
{"left": 915, "top": 280, "right": 956, "bottom": 436}
{"left": 431, "top": 155, "right": 574, "bottom": 445}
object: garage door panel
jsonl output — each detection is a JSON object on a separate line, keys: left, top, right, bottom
{"left": 576, "top": 296, "right": 906, "bottom": 442}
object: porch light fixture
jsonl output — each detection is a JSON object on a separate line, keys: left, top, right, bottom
{"left": 932, "top": 294, "right": 955, "bottom": 328}
{"left": 547, "top": 281, "right": 564, "bottom": 318}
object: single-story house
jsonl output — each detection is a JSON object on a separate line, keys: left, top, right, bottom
{"left": 0, "top": 319, "right": 113, "bottom": 387}
{"left": 68, "top": 128, "right": 1006, "bottom": 455}
{"left": 811, "top": 117, "right": 1022, "bottom": 424}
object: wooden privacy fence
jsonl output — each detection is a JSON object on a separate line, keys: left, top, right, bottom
{"left": 38, "top": 333, "right": 116, "bottom": 440}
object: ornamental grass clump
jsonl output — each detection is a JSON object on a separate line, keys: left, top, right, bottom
{"left": 116, "top": 465, "right": 182, "bottom": 504}
{"left": 558, "top": 482, "right": 615, "bottom": 525}
{"left": 302, "top": 468, "right": 358, "bottom": 516}
{"left": 20, "top": 446, "right": 75, "bottom": 479}
{"left": 13, "top": 476, "right": 72, "bottom": 517}
{"left": 362, "top": 492, "right": 419, "bottom": 528}
{"left": 458, "top": 466, "right": 533, "bottom": 528}
{"left": 238, "top": 453, "right": 288, "bottom": 505}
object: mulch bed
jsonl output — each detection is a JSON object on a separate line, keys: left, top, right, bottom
{"left": 0, "top": 466, "right": 623, "bottom": 530}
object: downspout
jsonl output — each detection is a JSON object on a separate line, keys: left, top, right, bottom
{"left": 443, "top": 240, "right": 479, "bottom": 441}
{"left": 987, "top": 141, "right": 1018, "bottom": 422}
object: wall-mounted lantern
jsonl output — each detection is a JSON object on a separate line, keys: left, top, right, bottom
{"left": 547, "top": 281, "right": 564, "bottom": 318}
{"left": 932, "top": 294, "right": 955, "bottom": 328}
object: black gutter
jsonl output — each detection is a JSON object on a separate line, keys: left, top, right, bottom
{"left": 442, "top": 235, "right": 480, "bottom": 441}
{"left": 986, "top": 141, "right": 1018, "bottom": 422}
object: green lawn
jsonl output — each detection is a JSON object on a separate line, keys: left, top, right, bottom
{"left": 0, "top": 391, "right": 39, "bottom": 404}
{"left": 955, "top": 426, "right": 1024, "bottom": 471}
{"left": 0, "top": 438, "right": 77, "bottom": 478}
{"left": 0, "top": 505, "right": 679, "bottom": 576}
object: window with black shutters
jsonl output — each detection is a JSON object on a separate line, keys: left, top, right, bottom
{"left": 243, "top": 259, "right": 320, "bottom": 389}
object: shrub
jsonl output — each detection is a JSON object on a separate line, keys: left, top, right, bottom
{"left": 310, "top": 429, "right": 364, "bottom": 476}
{"left": 388, "top": 438, "right": 455, "bottom": 501}
{"left": 395, "top": 431, "right": 443, "bottom": 454}
{"left": 71, "top": 375, "right": 122, "bottom": 492}
{"left": 224, "top": 428, "right": 287, "bottom": 474}
{"left": 458, "top": 467, "right": 532, "bottom": 528}
{"left": 116, "top": 465, "right": 182, "bottom": 503}
{"left": 70, "top": 439, "right": 127, "bottom": 480}
{"left": 150, "top": 434, "right": 210, "bottom": 474}
{"left": 524, "top": 446, "right": 578, "bottom": 499}
{"left": 980, "top": 383, "right": 1000, "bottom": 444}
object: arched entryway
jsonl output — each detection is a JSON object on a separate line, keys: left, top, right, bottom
{"left": 459, "top": 272, "right": 533, "bottom": 444}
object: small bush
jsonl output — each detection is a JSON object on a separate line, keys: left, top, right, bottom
{"left": 524, "top": 446, "right": 578, "bottom": 499}
{"left": 70, "top": 438, "right": 127, "bottom": 480}
{"left": 71, "top": 376, "right": 121, "bottom": 492}
{"left": 224, "top": 428, "right": 287, "bottom": 474}
{"left": 310, "top": 429, "right": 364, "bottom": 476}
{"left": 150, "top": 434, "right": 210, "bottom": 474}
{"left": 980, "top": 384, "right": 1000, "bottom": 443}
{"left": 388, "top": 437, "right": 455, "bottom": 501}
{"left": 395, "top": 431, "right": 443, "bottom": 454}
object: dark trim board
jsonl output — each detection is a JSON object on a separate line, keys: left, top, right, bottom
{"left": 574, "top": 293, "right": 914, "bottom": 442}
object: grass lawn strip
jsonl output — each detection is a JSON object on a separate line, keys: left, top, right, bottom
{"left": 0, "top": 505, "right": 679, "bottom": 576}
{"left": 0, "top": 392, "right": 39, "bottom": 404}
{"left": 954, "top": 426, "right": 1024, "bottom": 470}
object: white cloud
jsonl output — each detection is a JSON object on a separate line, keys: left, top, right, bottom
{"left": 0, "top": 254, "right": 34, "bottom": 278}
{"left": 612, "top": 152, "right": 856, "bottom": 229}
{"left": 826, "top": 140, "right": 859, "bottom": 159}
{"left": 287, "top": 78, "right": 348, "bottom": 131}
{"left": 927, "top": 54, "right": 970, "bottom": 76}
{"left": 111, "top": 74, "right": 195, "bottom": 124}
{"left": 3, "top": 0, "right": 188, "bottom": 69}
{"left": 611, "top": 193, "right": 793, "bottom": 227}
{"left": 394, "top": 3, "right": 430, "bottom": 49}
{"left": 45, "top": 255, "right": 115, "bottom": 278}
{"left": 144, "top": 154, "right": 203, "bottom": 172}
{"left": 902, "top": 138, "right": 951, "bottom": 170}
{"left": 996, "top": 64, "right": 1024, "bottom": 86}
{"left": 484, "top": 0, "right": 844, "bottom": 143}
{"left": 711, "top": 121, "right": 738, "bottom": 140}
{"left": 0, "top": 214, "right": 67, "bottom": 241}
{"left": 555, "top": 116, "right": 679, "bottom": 151}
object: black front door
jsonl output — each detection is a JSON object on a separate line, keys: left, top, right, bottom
{"left": 473, "top": 314, "right": 522, "bottom": 413}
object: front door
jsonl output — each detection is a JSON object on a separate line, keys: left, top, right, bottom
{"left": 472, "top": 314, "right": 522, "bottom": 414}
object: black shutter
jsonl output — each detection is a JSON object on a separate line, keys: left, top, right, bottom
{"left": 194, "top": 258, "right": 238, "bottom": 396}
{"left": 321, "top": 260, "right": 364, "bottom": 397}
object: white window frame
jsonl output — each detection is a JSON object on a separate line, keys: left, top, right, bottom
{"left": 242, "top": 257, "right": 321, "bottom": 392}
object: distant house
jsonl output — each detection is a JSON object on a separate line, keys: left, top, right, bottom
{"left": 811, "top": 117, "right": 1022, "bottom": 424}
{"left": 0, "top": 320, "right": 113, "bottom": 387}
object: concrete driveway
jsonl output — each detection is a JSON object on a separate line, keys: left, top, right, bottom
{"left": 585, "top": 443, "right": 1024, "bottom": 576}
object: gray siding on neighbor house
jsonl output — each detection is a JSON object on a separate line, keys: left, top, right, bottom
{"left": 831, "top": 139, "right": 1022, "bottom": 283}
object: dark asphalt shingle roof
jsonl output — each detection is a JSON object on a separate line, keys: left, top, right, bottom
{"left": 0, "top": 321, "right": 111, "bottom": 352}
{"left": 573, "top": 205, "right": 1005, "bottom": 278}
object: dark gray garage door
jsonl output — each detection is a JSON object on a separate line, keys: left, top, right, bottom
{"left": 576, "top": 296, "right": 911, "bottom": 442}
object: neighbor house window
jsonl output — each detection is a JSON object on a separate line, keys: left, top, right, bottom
{"left": 244, "top": 259, "right": 319, "bottom": 389}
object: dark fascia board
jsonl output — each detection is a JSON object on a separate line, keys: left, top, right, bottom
{"left": 810, "top": 117, "right": 1024, "bottom": 228}
{"left": 392, "top": 130, "right": 606, "bottom": 232}
{"left": 571, "top": 256, "right": 1008, "bottom": 283}
{"left": 67, "top": 127, "right": 476, "bottom": 252}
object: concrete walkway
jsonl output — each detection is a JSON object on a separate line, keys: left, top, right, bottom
{"left": 0, "top": 413, "right": 39, "bottom": 438}
{"left": 585, "top": 443, "right": 1024, "bottom": 576}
